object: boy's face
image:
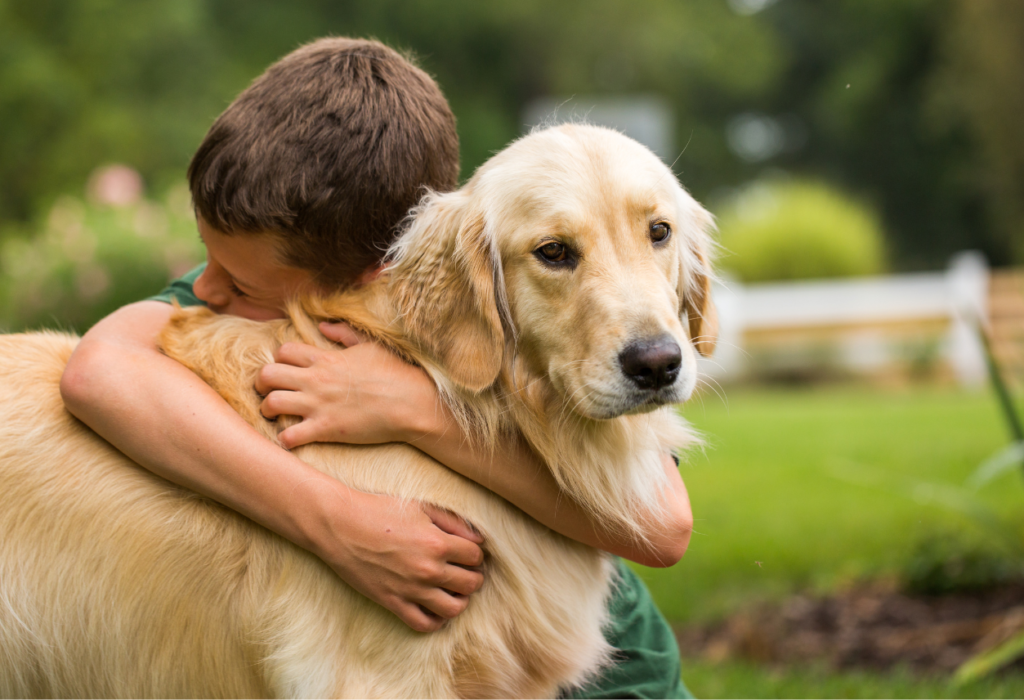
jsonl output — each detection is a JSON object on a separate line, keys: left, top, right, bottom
{"left": 194, "top": 216, "right": 318, "bottom": 321}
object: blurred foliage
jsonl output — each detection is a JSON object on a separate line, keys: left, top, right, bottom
{"left": 902, "top": 532, "right": 1022, "bottom": 596}
{"left": 0, "top": 0, "right": 782, "bottom": 224}
{"left": 729, "top": 0, "right": 1021, "bottom": 269}
{"left": 0, "top": 187, "right": 204, "bottom": 333}
{"left": 0, "top": 0, "right": 241, "bottom": 222}
{"left": 927, "top": 0, "right": 1024, "bottom": 263}
{"left": 1, "top": 0, "right": 1023, "bottom": 331}
{"left": 716, "top": 179, "right": 886, "bottom": 282}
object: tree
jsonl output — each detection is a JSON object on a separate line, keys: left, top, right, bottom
{"left": 929, "top": 0, "right": 1024, "bottom": 262}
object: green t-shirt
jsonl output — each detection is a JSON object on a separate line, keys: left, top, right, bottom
{"left": 151, "top": 266, "right": 691, "bottom": 699}
{"left": 149, "top": 263, "right": 207, "bottom": 307}
{"left": 566, "top": 560, "right": 691, "bottom": 700}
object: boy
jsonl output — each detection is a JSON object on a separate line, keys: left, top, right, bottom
{"left": 60, "top": 37, "right": 692, "bottom": 698}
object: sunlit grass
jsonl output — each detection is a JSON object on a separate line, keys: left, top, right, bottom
{"left": 632, "top": 385, "right": 1021, "bottom": 696}
{"left": 638, "top": 386, "right": 1016, "bottom": 624}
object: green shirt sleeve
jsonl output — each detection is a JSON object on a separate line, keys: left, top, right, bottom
{"left": 147, "top": 263, "right": 207, "bottom": 308}
{"left": 565, "top": 559, "right": 692, "bottom": 699}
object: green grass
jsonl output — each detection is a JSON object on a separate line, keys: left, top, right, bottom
{"left": 635, "top": 386, "right": 1018, "bottom": 625}
{"left": 680, "top": 658, "right": 1024, "bottom": 699}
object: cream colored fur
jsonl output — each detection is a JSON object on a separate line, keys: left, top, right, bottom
{"left": 0, "top": 125, "right": 716, "bottom": 698}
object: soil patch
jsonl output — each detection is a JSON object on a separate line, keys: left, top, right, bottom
{"left": 675, "top": 580, "right": 1024, "bottom": 675}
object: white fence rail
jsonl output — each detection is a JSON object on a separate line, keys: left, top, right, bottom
{"left": 703, "top": 251, "right": 991, "bottom": 387}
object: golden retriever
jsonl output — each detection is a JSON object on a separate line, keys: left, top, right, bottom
{"left": 0, "top": 124, "right": 715, "bottom": 698}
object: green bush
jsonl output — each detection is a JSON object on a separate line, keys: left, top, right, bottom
{"left": 0, "top": 186, "right": 203, "bottom": 333}
{"left": 716, "top": 179, "right": 886, "bottom": 283}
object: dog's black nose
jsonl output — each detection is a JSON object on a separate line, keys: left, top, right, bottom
{"left": 619, "top": 336, "right": 682, "bottom": 391}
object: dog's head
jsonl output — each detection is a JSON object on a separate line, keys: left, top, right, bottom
{"left": 387, "top": 124, "right": 716, "bottom": 420}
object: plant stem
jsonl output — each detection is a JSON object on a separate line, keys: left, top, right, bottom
{"left": 977, "top": 321, "right": 1024, "bottom": 445}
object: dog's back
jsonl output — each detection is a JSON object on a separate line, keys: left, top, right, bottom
{"left": 0, "top": 329, "right": 613, "bottom": 698}
{"left": 0, "top": 332, "right": 285, "bottom": 696}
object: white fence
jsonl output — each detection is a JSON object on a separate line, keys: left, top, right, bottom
{"left": 702, "top": 252, "right": 991, "bottom": 387}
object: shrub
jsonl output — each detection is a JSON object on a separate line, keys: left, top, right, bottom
{"left": 0, "top": 185, "right": 203, "bottom": 333}
{"left": 903, "top": 533, "right": 1023, "bottom": 596}
{"left": 716, "top": 179, "right": 886, "bottom": 283}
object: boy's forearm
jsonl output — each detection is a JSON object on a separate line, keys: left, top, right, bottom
{"left": 238, "top": 323, "right": 692, "bottom": 566}
{"left": 403, "top": 412, "right": 693, "bottom": 567}
{"left": 60, "top": 302, "right": 338, "bottom": 554}
{"left": 61, "top": 303, "right": 486, "bottom": 632}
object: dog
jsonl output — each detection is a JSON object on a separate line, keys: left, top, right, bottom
{"left": 0, "top": 124, "right": 716, "bottom": 698}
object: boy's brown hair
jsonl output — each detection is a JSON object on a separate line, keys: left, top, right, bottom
{"left": 188, "top": 37, "right": 459, "bottom": 288}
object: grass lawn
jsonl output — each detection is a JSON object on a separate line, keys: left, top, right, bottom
{"left": 637, "top": 386, "right": 1018, "bottom": 625}
{"left": 680, "top": 658, "right": 1024, "bottom": 699}
{"left": 630, "top": 385, "right": 1024, "bottom": 696}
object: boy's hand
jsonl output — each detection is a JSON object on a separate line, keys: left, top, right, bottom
{"left": 312, "top": 486, "right": 485, "bottom": 633}
{"left": 257, "top": 321, "right": 487, "bottom": 631}
{"left": 255, "top": 322, "right": 439, "bottom": 450}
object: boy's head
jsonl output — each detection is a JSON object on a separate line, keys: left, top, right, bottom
{"left": 188, "top": 37, "right": 459, "bottom": 295}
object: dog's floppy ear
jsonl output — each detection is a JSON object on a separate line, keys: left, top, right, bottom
{"left": 679, "top": 201, "right": 718, "bottom": 357}
{"left": 388, "top": 191, "right": 504, "bottom": 393}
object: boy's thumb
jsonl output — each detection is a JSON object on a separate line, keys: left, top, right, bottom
{"left": 319, "top": 321, "right": 367, "bottom": 347}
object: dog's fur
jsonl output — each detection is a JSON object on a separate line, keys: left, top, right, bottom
{"left": 0, "top": 125, "right": 716, "bottom": 698}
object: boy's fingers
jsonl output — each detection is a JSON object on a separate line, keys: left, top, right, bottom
{"left": 255, "top": 363, "right": 305, "bottom": 396}
{"left": 259, "top": 390, "right": 308, "bottom": 420}
{"left": 393, "top": 601, "right": 444, "bottom": 634}
{"left": 442, "top": 565, "right": 485, "bottom": 596}
{"left": 274, "top": 342, "right": 321, "bottom": 367}
{"left": 319, "top": 321, "right": 367, "bottom": 347}
{"left": 420, "top": 590, "right": 470, "bottom": 620}
{"left": 412, "top": 607, "right": 447, "bottom": 632}
{"left": 445, "top": 535, "right": 485, "bottom": 568}
{"left": 276, "top": 420, "right": 320, "bottom": 450}
{"left": 424, "top": 504, "right": 484, "bottom": 544}
{"left": 387, "top": 588, "right": 470, "bottom": 632}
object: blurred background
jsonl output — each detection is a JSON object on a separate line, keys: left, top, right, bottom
{"left": 3, "top": 0, "right": 1024, "bottom": 696}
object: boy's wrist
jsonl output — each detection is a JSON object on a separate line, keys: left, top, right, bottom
{"left": 282, "top": 468, "right": 355, "bottom": 557}
{"left": 395, "top": 397, "right": 450, "bottom": 446}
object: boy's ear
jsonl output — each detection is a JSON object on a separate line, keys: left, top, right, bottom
{"left": 389, "top": 192, "right": 504, "bottom": 393}
{"left": 678, "top": 201, "right": 718, "bottom": 357}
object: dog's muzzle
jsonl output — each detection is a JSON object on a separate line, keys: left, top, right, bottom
{"left": 618, "top": 335, "right": 682, "bottom": 391}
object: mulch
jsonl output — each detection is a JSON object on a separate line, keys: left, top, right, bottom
{"left": 675, "top": 580, "right": 1024, "bottom": 675}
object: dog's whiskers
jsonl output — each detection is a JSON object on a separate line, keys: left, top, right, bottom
{"left": 694, "top": 376, "right": 728, "bottom": 413}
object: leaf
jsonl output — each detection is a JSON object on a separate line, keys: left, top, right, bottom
{"left": 954, "top": 628, "right": 1024, "bottom": 686}
{"left": 967, "top": 441, "right": 1024, "bottom": 491}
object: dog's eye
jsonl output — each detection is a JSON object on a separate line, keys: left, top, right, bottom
{"left": 650, "top": 222, "right": 672, "bottom": 244}
{"left": 536, "top": 242, "right": 569, "bottom": 264}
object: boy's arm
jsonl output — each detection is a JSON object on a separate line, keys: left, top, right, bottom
{"left": 408, "top": 429, "right": 692, "bottom": 567}
{"left": 257, "top": 323, "right": 693, "bottom": 568}
{"left": 60, "top": 301, "right": 484, "bottom": 633}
